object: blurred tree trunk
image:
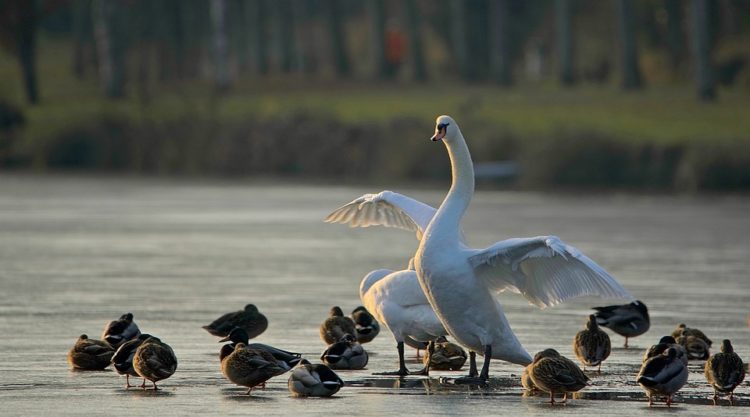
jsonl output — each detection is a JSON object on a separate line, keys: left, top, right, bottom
{"left": 450, "top": 0, "right": 470, "bottom": 81}
{"left": 16, "top": 0, "right": 39, "bottom": 104}
{"left": 326, "top": 0, "right": 350, "bottom": 77}
{"left": 93, "top": 0, "right": 126, "bottom": 99}
{"left": 555, "top": 0, "right": 575, "bottom": 86}
{"left": 664, "top": 0, "right": 683, "bottom": 72}
{"left": 230, "top": 0, "right": 249, "bottom": 73}
{"left": 489, "top": 0, "right": 512, "bottom": 86}
{"left": 273, "top": 0, "right": 295, "bottom": 73}
{"left": 616, "top": 0, "right": 642, "bottom": 90}
{"left": 404, "top": 0, "right": 426, "bottom": 82}
{"left": 292, "top": 0, "right": 317, "bottom": 75}
{"left": 248, "top": 0, "right": 269, "bottom": 75}
{"left": 134, "top": 0, "right": 154, "bottom": 104}
{"left": 210, "top": 0, "right": 230, "bottom": 91}
{"left": 72, "top": 0, "right": 93, "bottom": 80}
{"left": 690, "top": 0, "right": 715, "bottom": 101}
{"left": 367, "top": 0, "right": 391, "bottom": 80}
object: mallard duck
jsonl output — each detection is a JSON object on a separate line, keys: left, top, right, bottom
{"left": 203, "top": 304, "right": 268, "bottom": 339}
{"left": 643, "top": 336, "right": 687, "bottom": 365}
{"left": 676, "top": 333, "right": 710, "bottom": 360}
{"left": 321, "top": 334, "right": 368, "bottom": 370}
{"left": 320, "top": 306, "right": 356, "bottom": 345}
{"left": 592, "top": 300, "right": 650, "bottom": 348}
{"left": 218, "top": 327, "right": 301, "bottom": 368}
{"left": 528, "top": 348, "right": 589, "bottom": 404}
{"left": 132, "top": 336, "right": 177, "bottom": 390}
{"left": 424, "top": 337, "right": 466, "bottom": 371}
{"left": 705, "top": 339, "right": 745, "bottom": 405}
{"left": 288, "top": 359, "right": 345, "bottom": 397}
{"left": 111, "top": 333, "right": 151, "bottom": 388}
{"left": 671, "top": 323, "right": 712, "bottom": 347}
{"left": 350, "top": 306, "right": 380, "bottom": 344}
{"left": 67, "top": 334, "right": 115, "bottom": 370}
{"left": 637, "top": 347, "right": 688, "bottom": 407}
{"left": 221, "top": 343, "right": 288, "bottom": 394}
{"left": 573, "top": 314, "right": 611, "bottom": 372}
{"left": 101, "top": 313, "right": 140, "bottom": 348}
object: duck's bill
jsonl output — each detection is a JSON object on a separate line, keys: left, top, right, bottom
{"left": 431, "top": 130, "right": 445, "bottom": 142}
{"left": 218, "top": 335, "right": 231, "bottom": 342}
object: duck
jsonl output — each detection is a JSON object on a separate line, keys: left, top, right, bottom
{"left": 528, "top": 348, "right": 589, "bottom": 404}
{"left": 425, "top": 337, "right": 467, "bottom": 371}
{"left": 218, "top": 327, "right": 302, "bottom": 368}
{"left": 321, "top": 334, "right": 369, "bottom": 370}
{"left": 573, "top": 314, "right": 611, "bottom": 373}
{"left": 521, "top": 365, "right": 538, "bottom": 392}
{"left": 329, "top": 116, "right": 633, "bottom": 383}
{"left": 67, "top": 334, "right": 115, "bottom": 370}
{"left": 221, "top": 343, "right": 288, "bottom": 394}
{"left": 643, "top": 336, "right": 687, "bottom": 365}
{"left": 592, "top": 300, "right": 650, "bottom": 348}
{"left": 326, "top": 192, "right": 449, "bottom": 375}
{"left": 132, "top": 336, "right": 177, "bottom": 390}
{"left": 705, "top": 339, "right": 746, "bottom": 405}
{"left": 637, "top": 347, "right": 688, "bottom": 407}
{"left": 671, "top": 323, "right": 712, "bottom": 347}
{"left": 203, "top": 304, "right": 268, "bottom": 339}
{"left": 351, "top": 306, "right": 380, "bottom": 344}
{"left": 414, "top": 115, "right": 632, "bottom": 382}
{"left": 111, "top": 333, "right": 152, "bottom": 388}
{"left": 101, "top": 313, "right": 141, "bottom": 348}
{"left": 288, "top": 359, "right": 345, "bottom": 397}
{"left": 320, "top": 306, "right": 356, "bottom": 345}
{"left": 676, "top": 333, "right": 710, "bottom": 360}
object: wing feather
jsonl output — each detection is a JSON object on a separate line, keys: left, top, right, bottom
{"left": 469, "top": 236, "right": 632, "bottom": 308}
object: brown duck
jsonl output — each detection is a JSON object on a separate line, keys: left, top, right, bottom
{"left": 133, "top": 336, "right": 177, "bottom": 390}
{"left": 573, "top": 314, "right": 611, "bottom": 373}
{"left": 704, "top": 339, "right": 745, "bottom": 405}
{"left": 221, "top": 343, "right": 289, "bottom": 394}
{"left": 203, "top": 304, "right": 268, "bottom": 339}
{"left": 528, "top": 348, "right": 589, "bottom": 404}
{"left": 319, "top": 306, "right": 356, "bottom": 345}
{"left": 67, "top": 334, "right": 115, "bottom": 370}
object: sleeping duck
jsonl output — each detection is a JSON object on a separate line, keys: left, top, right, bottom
{"left": 592, "top": 300, "right": 649, "bottom": 348}
{"left": 672, "top": 323, "right": 712, "bottom": 347}
{"left": 351, "top": 306, "right": 380, "bottom": 344}
{"left": 321, "top": 334, "right": 368, "bottom": 370}
{"left": 643, "top": 336, "right": 687, "bottom": 365}
{"left": 704, "top": 339, "right": 745, "bottom": 405}
{"left": 637, "top": 347, "right": 688, "bottom": 407}
{"left": 67, "top": 334, "right": 115, "bottom": 370}
{"left": 424, "top": 337, "right": 466, "bottom": 371}
{"left": 203, "top": 304, "right": 268, "bottom": 339}
{"left": 528, "top": 348, "right": 589, "bottom": 404}
{"left": 573, "top": 314, "right": 611, "bottom": 373}
{"left": 320, "top": 306, "right": 356, "bottom": 345}
{"left": 111, "top": 333, "right": 152, "bottom": 388}
{"left": 133, "top": 336, "right": 177, "bottom": 390}
{"left": 218, "top": 327, "right": 302, "bottom": 369}
{"left": 221, "top": 343, "right": 288, "bottom": 394}
{"left": 288, "top": 359, "right": 345, "bottom": 397}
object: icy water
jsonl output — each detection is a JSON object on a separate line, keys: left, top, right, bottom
{"left": 0, "top": 175, "right": 748, "bottom": 416}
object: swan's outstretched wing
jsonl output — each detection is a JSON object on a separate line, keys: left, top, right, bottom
{"left": 324, "top": 191, "right": 436, "bottom": 240}
{"left": 469, "top": 236, "right": 633, "bottom": 308}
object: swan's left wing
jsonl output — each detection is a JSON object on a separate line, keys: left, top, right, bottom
{"left": 324, "top": 190, "right": 436, "bottom": 240}
{"left": 468, "top": 236, "right": 633, "bottom": 308}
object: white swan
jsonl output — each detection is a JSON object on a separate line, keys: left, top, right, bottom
{"left": 413, "top": 115, "right": 633, "bottom": 381}
{"left": 326, "top": 191, "right": 448, "bottom": 375}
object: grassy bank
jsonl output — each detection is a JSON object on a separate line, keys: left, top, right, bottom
{"left": 2, "top": 41, "right": 750, "bottom": 191}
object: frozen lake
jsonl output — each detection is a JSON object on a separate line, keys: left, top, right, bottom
{"left": 0, "top": 174, "right": 748, "bottom": 416}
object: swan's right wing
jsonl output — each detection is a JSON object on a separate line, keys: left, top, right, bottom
{"left": 469, "top": 236, "right": 633, "bottom": 308}
{"left": 324, "top": 191, "right": 436, "bottom": 240}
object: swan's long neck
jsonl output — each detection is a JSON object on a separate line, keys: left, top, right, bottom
{"left": 431, "top": 130, "right": 474, "bottom": 238}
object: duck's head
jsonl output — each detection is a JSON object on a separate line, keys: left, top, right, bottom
{"left": 79, "top": 334, "right": 89, "bottom": 340}
{"left": 665, "top": 347, "right": 678, "bottom": 359}
{"left": 352, "top": 306, "right": 368, "bottom": 315}
{"left": 630, "top": 300, "right": 648, "bottom": 314}
{"left": 658, "top": 336, "right": 676, "bottom": 345}
{"left": 339, "top": 334, "right": 357, "bottom": 344}
{"left": 586, "top": 314, "right": 599, "bottom": 330}
{"left": 234, "top": 342, "right": 247, "bottom": 351}
{"left": 330, "top": 306, "right": 344, "bottom": 317}
{"left": 219, "top": 327, "right": 249, "bottom": 343}
{"left": 243, "top": 304, "right": 259, "bottom": 314}
{"left": 120, "top": 313, "right": 134, "bottom": 322}
{"left": 720, "top": 339, "right": 734, "bottom": 353}
{"left": 299, "top": 358, "right": 312, "bottom": 366}
{"left": 430, "top": 115, "right": 458, "bottom": 143}
{"left": 532, "top": 348, "right": 560, "bottom": 363}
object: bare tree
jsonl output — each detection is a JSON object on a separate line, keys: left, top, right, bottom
{"left": 489, "top": 0, "right": 512, "bottom": 86}
{"left": 368, "top": 0, "right": 391, "bottom": 79}
{"left": 450, "top": 0, "right": 470, "bottom": 81}
{"left": 555, "top": 0, "right": 575, "bottom": 85}
{"left": 211, "top": 0, "right": 230, "bottom": 90}
{"left": 690, "top": 0, "right": 715, "bottom": 101}
{"left": 664, "top": 0, "right": 684, "bottom": 72}
{"left": 326, "top": 0, "right": 350, "bottom": 77}
{"left": 404, "top": 0, "right": 426, "bottom": 81}
{"left": 616, "top": 0, "right": 643, "bottom": 89}
{"left": 93, "top": 0, "right": 126, "bottom": 99}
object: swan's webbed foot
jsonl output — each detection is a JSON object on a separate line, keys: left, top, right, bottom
{"left": 453, "top": 376, "right": 488, "bottom": 386}
{"left": 374, "top": 368, "right": 410, "bottom": 377}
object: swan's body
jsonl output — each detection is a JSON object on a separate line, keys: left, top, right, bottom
{"left": 414, "top": 116, "right": 633, "bottom": 377}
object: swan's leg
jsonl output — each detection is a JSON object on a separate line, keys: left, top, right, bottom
{"left": 597, "top": 363, "right": 601, "bottom": 374}
{"left": 411, "top": 340, "right": 435, "bottom": 376}
{"left": 374, "top": 341, "right": 409, "bottom": 376}
{"left": 468, "top": 351, "right": 478, "bottom": 377}
{"left": 478, "top": 345, "right": 492, "bottom": 380}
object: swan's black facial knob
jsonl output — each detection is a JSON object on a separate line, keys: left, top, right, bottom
{"left": 431, "top": 123, "right": 449, "bottom": 141}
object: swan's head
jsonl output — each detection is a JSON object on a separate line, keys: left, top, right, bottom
{"left": 430, "top": 115, "right": 458, "bottom": 143}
